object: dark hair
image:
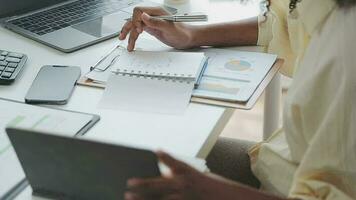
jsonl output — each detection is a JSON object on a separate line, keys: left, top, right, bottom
{"left": 289, "top": 0, "right": 301, "bottom": 12}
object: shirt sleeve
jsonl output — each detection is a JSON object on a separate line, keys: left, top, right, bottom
{"left": 288, "top": 83, "right": 356, "bottom": 200}
{"left": 257, "top": 13, "right": 273, "bottom": 47}
{"left": 257, "top": 0, "right": 297, "bottom": 77}
{"left": 287, "top": 25, "right": 356, "bottom": 199}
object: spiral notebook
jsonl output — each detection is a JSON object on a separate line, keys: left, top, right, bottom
{"left": 85, "top": 45, "right": 206, "bottom": 85}
{"left": 89, "top": 46, "right": 206, "bottom": 114}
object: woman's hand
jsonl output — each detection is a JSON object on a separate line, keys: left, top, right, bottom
{"left": 119, "top": 6, "right": 196, "bottom": 51}
{"left": 125, "top": 151, "right": 206, "bottom": 200}
{"left": 125, "top": 151, "right": 288, "bottom": 200}
{"left": 125, "top": 151, "right": 249, "bottom": 200}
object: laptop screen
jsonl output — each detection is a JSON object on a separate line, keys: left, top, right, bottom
{"left": 0, "top": 0, "right": 68, "bottom": 19}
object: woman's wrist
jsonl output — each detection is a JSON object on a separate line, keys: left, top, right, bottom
{"left": 187, "top": 25, "right": 209, "bottom": 48}
{"left": 185, "top": 17, "right": 259, "bottom": 49}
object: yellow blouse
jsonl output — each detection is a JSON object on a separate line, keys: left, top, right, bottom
{"left": 250, "top": 0, "right": 356, "bottom": 199}
{"left": 257, "top": 0, "right": 334, "bottom": 77}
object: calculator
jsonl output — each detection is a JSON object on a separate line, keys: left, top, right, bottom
{"left": 0, "top": 50, "right": 28, "bottom": 85}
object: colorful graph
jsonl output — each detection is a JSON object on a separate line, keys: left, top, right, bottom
{"left": 198, "top": 82, "right": 240, "bottom": 95}
{"left": 224, "top": 60, "right": 252, "bottom": 72}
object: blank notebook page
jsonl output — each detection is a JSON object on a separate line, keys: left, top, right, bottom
{"left": 99, "top": 75, "right": 194, "bottom": 114}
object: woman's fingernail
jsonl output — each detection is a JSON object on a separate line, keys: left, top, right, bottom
{"left": 142, "top": 13, "right": 149, "bottom": 20}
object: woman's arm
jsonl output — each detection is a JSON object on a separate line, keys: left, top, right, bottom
{"left": 189, "top": 17, "right": 258, "bottom": 48}
{"left": 119, "top": 6, "right": 258, "bottom": 51}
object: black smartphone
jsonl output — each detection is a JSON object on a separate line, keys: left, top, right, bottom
{"left": 25, "top": 65, "right": 81, "bottom": 105}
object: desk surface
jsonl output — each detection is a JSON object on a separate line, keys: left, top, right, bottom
{"left": 0, "top": 24, "right": 232, "bottom": 157}
{"left": 0, "top": 0, "right": 260, "bottom": 199}
{"left": 0, "top": 0, "right": 259, "bottom": 157}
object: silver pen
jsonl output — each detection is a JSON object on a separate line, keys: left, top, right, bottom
{"left": 125, "top": 13, "right": 208, "bottom": 22}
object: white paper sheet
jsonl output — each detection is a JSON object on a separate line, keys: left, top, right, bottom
{"left": 99, "top": 74, "right": 194, "bottom": 114}
{"left": 191, "top": 48, "right": 277, "bottom": 102}
{"left": 203, "top": 48, "right": 277, "bottom": 83}
{"left": 193, "top": 76, "right": 255, "bottom": 102}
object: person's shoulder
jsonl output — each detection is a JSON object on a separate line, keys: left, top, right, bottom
{"left": 336, "top": 6, "right": 356, "bottom": 76}
{"left": 321, "top": 6, "right": 356, "bottom": 71}
{"left": 313, "top": 6, "right": 356, "bottom": 86}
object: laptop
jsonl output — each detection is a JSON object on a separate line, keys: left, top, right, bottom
{"left": 0, "top": 0, "right": 176, "bottom": 53}
{"left": 6, "top": 127, "right": 161, "bottom": 200}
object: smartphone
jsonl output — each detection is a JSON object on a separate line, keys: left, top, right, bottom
{"left": 25, "top": 65, "right": 81, "bottom": 105}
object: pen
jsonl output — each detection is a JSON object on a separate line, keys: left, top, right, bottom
{"left": 195, "top": 57, "right": 209, "bottom": 89}
{"left": 125, "top": 13, "right": 208, "bottom": 22}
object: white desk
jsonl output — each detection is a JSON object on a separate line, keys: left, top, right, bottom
{"left": 0, "top": 0, "right": 278, "bottom": 199}
{"left": 0, "top": 0, "right": 262, "bottom": 156}
{"left": 0, "top": 24, "right": 234, "bottom": 156}
{"left": 0, "top": 21, "right": 232, "bottom": 200}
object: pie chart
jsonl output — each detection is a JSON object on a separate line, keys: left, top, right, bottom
{"left": 224, "top": 60, "right": 252, "bottom": 71}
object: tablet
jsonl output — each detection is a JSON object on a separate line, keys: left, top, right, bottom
{"left": 0, "top": 98, "right": 100, "bottom": 200}
{"left": 6, "top": 128, "right": 161, "bottom": 200}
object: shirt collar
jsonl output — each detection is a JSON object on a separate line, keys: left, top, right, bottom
{"left": 297, "top": 0, "right": 336, "bottom": 35}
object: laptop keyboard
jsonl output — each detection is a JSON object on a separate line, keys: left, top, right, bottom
{"left": 9, "top": 0, "right": 140, "bottom": 36}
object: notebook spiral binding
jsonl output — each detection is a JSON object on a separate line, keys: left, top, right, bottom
{"left": 112, "top": 69, "right": 194, "bottom": 84}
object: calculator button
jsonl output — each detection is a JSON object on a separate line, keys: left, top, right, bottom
{"left": 7, "top": 63, "right": 18, "bottom": 68}
{"left": 1, "top": 72, "right": 12, "bottom": 78}
{"left": 8, "top": 53, "right": 24, "bottom": 58}
{"left": 0, "top": 51, "right": 27, "bottom": 84}
{"left": 1, "top": 51, "right": 8, "bottom": 56}
{"left": 0, "top": 61, "right": 7, "bottom": 66}
{"left": 6, "top": 57, "right": 21, "bottom": 63}
{"left": 5, "top": 67, "right": 15, "bottom": 73}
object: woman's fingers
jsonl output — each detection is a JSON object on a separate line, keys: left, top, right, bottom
{"left": 132, "top": 6, "right": 170, "bottom": 33}
{"left": 128, "top": 29, "right": 139, "bottom": 51}
{"left": 121, "top": 6, "right": 170, "bottom": 50}
{"left": 132, "top": 7, "right": 144, "bottom": 33}
{"left": 119, "top": 21, "right": 133, "bottom": 40}
{"left": 157, "top": 151, "right": 195, "bottom": 174}
{"left": 141, "top": 13, "right": 171, "bottom": 31}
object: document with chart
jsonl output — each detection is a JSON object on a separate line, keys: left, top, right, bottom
{"left": 0, "top": 99, "right": 99, "bottom": 199}
{"left": 193, "top": 49, "right": 277, "bottom": 102}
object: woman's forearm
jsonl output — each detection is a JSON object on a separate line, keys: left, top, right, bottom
{"left": 189, "top": 17, "right": 258, "bottom": 48}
